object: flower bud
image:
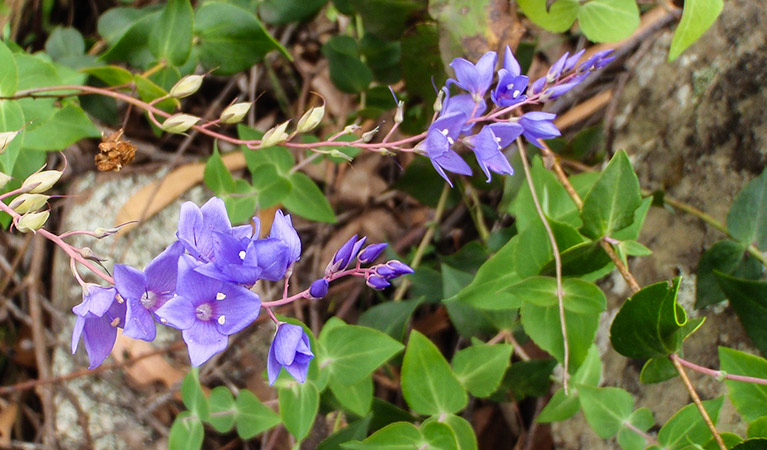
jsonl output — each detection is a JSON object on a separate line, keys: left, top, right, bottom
{"left": 0, "top": 172, "right": 11, "bottom": 189}
{"left": 0, "top": 129, "right": 21, "bottom": 155}
{"left": 342, "top": 124, "right": 361, "bottom": 135}
{"left": 259, "top": 120, "right": 290, "bottom": 148}
{"left": 296, "top": 104, "right": 325, "bottom": 133}
{"left": 366, "top": 275, "right": 390, "bottom": 290}
{"left": 93, "top": 227, "right": 120, "bottom": 238}
{"left": 357, "top": 243, "right": 387, "bottom": 264}
{"left": 169, "top": 75, "right": 204, "bottom": 98}
{"left": 22, "top": 170, "right": 62, "bottom": 194}
{"left": 10, "top": 194, "right": 49, "bottom": 214}
{"left": 433, "top": 89, "right": 445, "bottom": 114}
{"left": 361, "top": 127, "right": 379, "bottom": 143}
{"left": 309, "top": 279, "right": 329, "bottom": 299}
{"left": 161, "top": 114, "right": 200, "bottom": 134}
{"left": 16, "top": 211, "right": 49, "bottom": 233}
{"left": 327, "top": 150, "right": 353, "bottom": 161}
{"left": 394, "top": 100, "right": 404, "bottom": 124}
{"left": 220, "top": 102, "right": 252, "bottom": 124}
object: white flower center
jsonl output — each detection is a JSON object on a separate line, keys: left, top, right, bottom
{"left": 195, "top": 303, "right": 213, "bottom": 321}
{"left": 140, "top": 290, "right": 158, "bottom": 309}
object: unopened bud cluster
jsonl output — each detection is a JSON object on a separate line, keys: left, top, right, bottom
{"left": 5, "top": 168, "right": 63, "bottom": 232}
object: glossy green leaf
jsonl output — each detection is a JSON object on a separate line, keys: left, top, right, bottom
{"left": 578, "top": 0, "right": 640, "bottom": 43}
{"left": 207, "top": 386, "right": 236, "bottom": 433}
{"left": 452, "top": 343, "right": 512, "bottom": 398}
{"left": 617, "top": 408, "right": 655, "bottom": 450}
{"left": 401, "top": 330, "right": 468, "bottom": 415}
{"left": 511, "top": 157, "right": 583, "bottom": 232}
{"left": 610, "top": 277, "right": 687, "bottom": 359}
{"left": 251, "top": 164, "right": 292, "bottom": 208}
{"left": 425, "top": 415, "right": 478, "bottom": 450}
{"left": 168, "top": 412, "right": 203, "bottom": 450}
{"left": 204, "top": 145, "right": 235, "bottom": 194}
{"left": 517, "top": 0, "right": 580, "bottom": 33}
{"left": 319, "top": 320, "right": 404, "bottom": 386}
{"left": 714, "top": 272, "right": 767, "bottom": 353}
{"left": 657, "top": 397, "right": 723, "bottom": 450}
{"left": 518, "top": 277, "right": 606, "bottom": 372}
{"left": 223, "top": 179, "right": 258, "bottom": 225}
{"left": 696, "top": 240, "right": 761, "bottom": 309}
{"left": 732, "top": 438, "right": 767, "bottom": 450}
{"left": 669, "top": 0, "right": 723, "bottom": 60}
{"left": 98, "top": 8, "right": 160, "bottom": 68}
{"left": 577, "top": 385, "right": 634, "bottom": 438}
{"left": 22, "top": 104, "right": 100, "bottom": 151}
{"left": 134, "top": 74, "right": 179, "bottom": 112}
{"left": 235, "top": 389, "right": 281, "bottom": 439}
{"left": 181, "top": 368, "right": 209, "bottom": 421}
{"left": 358, "top": 298, "right": 423, "bottom": 341}
{"left": 330, "top": 376, "right": 374, "bottom": 417}
{"left": 0, "top": 100, "right": 25, "bottom": 174}
{"left": 728, "top": 169, "right": 767, "bottom": 249}
{"left": 718, "top": 347, "right": 767, "bottom": 422}
{"left": 703, "top": 433, "right": 743, "bottom": 450}
{"left": 82, "top": 65, "right": 134, "bottom": 86}
{"left": 539, "top": 240, "right": 612, "bottom": 277}
{"left": 195, "top": 2, "right": 289, "bottom": 75}
{"left": 580, "top": 150, "right": 642, "bottom": 239}
{"left": 283, "top": 172, "right": 336, "bottom": 223}
{"left": 343, "top": 422, "right": 421, "bottom": 449}
{"left": 639, "top": 356, "right": 678, "bottom": 384}
{"left": 421, "top": 421, "right": 459, "bottom": 450}
{"left": 748, "top": 416, "right": 767, "bottom": 438}
{"left": 322, "top": 36, "right": 373, "bottom": 93}
{"left": 0, "top": 41, "right": 17, "bottom": 96}
{"left": 279, "top": 381, "right": 319, "bottom": 441}
{"left": 537, "top": 345, "right": 602, "bottom": 423}
{"left": 259, "top": 0, "right": 328, "bottom": 25}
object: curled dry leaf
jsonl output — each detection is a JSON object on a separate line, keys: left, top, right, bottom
{"left": 96, "top": 129, "right": 136, "bottom": 172}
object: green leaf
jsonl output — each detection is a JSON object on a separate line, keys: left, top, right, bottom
{"left": 748, "top": 417, "right": 767, "bottom": 438}
{"left": 506, "top": 359, "right": 557, "bottom": 399}
{"left": 149, "top": 0, "right": 193, "bottom": 66}
{"left": 537, "top": 345, "right": 602, "bottom": 423}
{"left": 358, "top": 298, "right": 423, "bottom": 341}
{"left": 517, "top": 0, "right": 580, "bottom": 33}
{"left": 168, "top": 412, "right": 203, "bottom": 450}
{"left": 251, "top": 164, "right": 292, "bottom": 208}
{"left": 343, "top": 422, "right": 421, "bottom": 449}
{"left": 728, "top": 169, "right": 767, "bottom": 249}
{"left": 539, "top": 240, "right": 612, "bottom": 278}
{"left": 22, "top": 104, "right": 100, "bottom": 151}
{"left": 580, "top": 150, "right": 642, "bottom": 239}
{"left": 283, "top": 172, "right": 336, "bottom": 223}
{"left": 360, "top": 34, "right": 402, "bottom": 84}
{"left": 518, "top": 277, "right": 606, "bottom": 372}
{"left": 98, "top": 8, "right": 160, "bottom": 68}
{"left": 204, "top": 145, "right": 235, "bottom": 194}
{"left": 322, "top": 36, "right": 373, "bottom": 94}
{"left": 426, "top": 415, "right": 478, "bottom": 450}
{"left": 45, "top": 27, "right": 85, "bottom": 61}
{"left": 319, "top": 320, "right": 404, "bottom": 386}
{"left": 619, "top": 240, "right": 653, "bottom": 257}
{"left": 400, "top": 24, "right": 446, "bottom": 125}
{"left": 577, "top": 0, "right": 640, "bottom": 43}
{"left": 15, "top": 54, "right": 62, "bottom": 90}
{"left": 401, "top": 330, "right": 468, "bottom": 415}
{"left": 195, "top": 2, "right": 289, "bottom": 75}
{"left": 350, "top": 0, "right": 421, "bottom": 41}
{"left": 258, "top": 0, "right": 328, "bottom": 25}
{"left": 714, "top": 272, "right": 767, "bottom": 353}
{"left": 718, "top": 347, "right": 767, "bottom": 422}
{"left": 669, "top": 0, "right": 723, "bottom": 60}
{"left": 577, "top": 385, "right": 634, "bottom": 438}
{"left": 134, "top": 74, "right": 179, "bottom": 112}
{"left": 279, "top": 381, "right": 319, "bottom": 441}
{"left": 703, "top": 433, "right": 743, "bottom": 450}
{"left": 639, "top": 356, "right": 678, "bottom": 384}
{"left": 0, "top": 40, "right": 17, "bottom": 96}
{"left": 452, "top": 343, "right": 512, "bottom": 398}
{"left": 223, "top": 179, "right": 257, "bottom": 225}
{"left": 329, "top": 376, "right": 374, "bottom": 417}
{"left": 732, "top": 438, "right": 767, "bottom": 450}
{"left": 207, "top": 386, "right": 236, "bottom": 433}
{"left": 657, "top": 397, "right": 723, "bottom": 450}
{"left": 610, "top": 277, "right": 687, "bottom": 359}
{"left": 617, "top": 408, "right": 655, "bottom": 450}
{"left": 696, "top": 240, "right": 761, "bottom": 309}
{"left": 0, "top": 100, "right": 25, "bottom": 174}
{"left": 318, "top": 416, "right": 372, "bottom": 450}
{"left": 82, "top": 65, "right": 135, "bottom": 86}
{"left": 421, "top": 421, "right": 459, "bottom": 450}
{"left": 235, "top": 389, "right": 281, "bottom": 439}
{"left": 181, "top": 368, "right": 209, "bottom": 421}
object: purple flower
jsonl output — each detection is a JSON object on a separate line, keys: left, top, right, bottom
{"left": 547, "top": 52, "right": 569, "bottom": 82}
{"left": 518, "top": 112, "right": 561, "bottom": 148}
{"left": 326, "top": 234, "right": 367, "bottom": 275}
{"left": 464, "top": 123, "right": 523, "bottom": 181}
{"left": 155, "top": 255, "right": 261, "bottom": 366}
{"left": 71, "top": 285, "right": 126, "bottom": 369}
{"left": 542, "top": 73, "right": 589, "bottom": 100}
{"left": 420, "top": 112, "right": 473, "bottom": 187}
{"left": 269, "top": 210, "right": 301, "bottom": 269}
{"left": 367, "top": 260, "right": 414, "bottom": 289}
{"left": 176, "top": 197, "right": 253, "bottom": 263}
{"left": 492, "top": 47, "right": 529, "bottom": 108}
{"left": 448, "top": 51, "right": 497, "bottom": 102}
{"left": 267, "top": 323, "right": 314, "bottom": 385}
{"left": 357, "top": 243, "right": 388, "bottom": 264}
{"left": 563, "top": 49, "right": 586, "bottom": 73}
{"left": 309, "top": 279, "right": 329, "bottom": 299}
{"left": 366, "top": 275, "right": 390, "bottom": 290}
{"left": 114, "top": 241, "right": 184, "bottom": 341}
{"left": 577, "top": 49, "right": 615, "bottom": 73}
{"left": 441, "top": 93, "right": 485, "bottom": 132}
{"left": 529, "top": 76, "right": 546, "bottom": 96}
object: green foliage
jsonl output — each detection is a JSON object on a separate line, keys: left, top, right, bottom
{"left": 168, "top": 412, "right": 204, "bottom": 450}
{"left": 714, "top": 273, "right": 767, "bottom": 354}
{"left": 696, "top": 240, "right": 761, "bottom": 308}
{"left": 181, "top": 368, "right": 209, "bottom": 421}
{"left": 537, "top": 345, "right": 602, "bottom": 422}
{"left": 279, "top": 380, "right": 320, "bottom": 441}
{"left": 235, "top": 389, "right": 282, "bottom": 439}
{"left": 451, "top": 343, "right": 513, "bottom": 397}
{"left": 669, "top": 0, "right": 724, "bottom": 61}
{"left": 149, "top": 0, "right": 194, "bottom": 66}
{"left": 518, "top": 0, "right": 639, "bottom": 43}
{"left": 322, "top": 36, "right": 373, "bottom": 94}
{"left": 654, "top": 397, "right": 724, "bottom": 450}
{"left": 728, "top": 169, "right": 767, "bottom": 250}
{"left": 718, "top": 347, "right": 767, "bottom": 423}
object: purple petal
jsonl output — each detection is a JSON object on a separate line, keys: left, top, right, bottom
{"left": 270, "top": 210, "right": 301, "bottom": 264}
{"left": 449, "top": 58, "right": 479, "bottom": 92}
{"left": 211, "top": 285, "right": 261, "bottom": 335}
{"left": 547, "top": 52, "right": 569, "bottom": 81}
{"left": 73, "top": 286, "right": 117, "bottom": 317}
{"left": 350, "top": 237, "right": 367, "bottom": 265}
{"left": 177, "top": 201, "right": 204, "bottom": 259}
{"left": 503, "top": 46, "right": 521, "bottom": 76}
{"left": 564, "top": 49, "right": 586, "bottom": 73}
{"left": 154, "top": 295, "right": 196, "bottom": 330}
{"left": 72, "top": 315, "right": 86, "bottom": 354}
{"left": 489, "top": 122, "right": 524, "bottom": 148}
{"left": 284, "top": 358, "right": 310, "bottom": 383}
{"left": 232, "top": 217, "right": 259, "bottom": 239}
{"left": 114, "top": 265, "right": 147, "bottom": 304}
{"left": 273, "top": 324, "right": 304, "bottom": 366}
{"left": 177, "top": 255, "right": 222, "bottom": 306}
{"left": 123, "top": 298, "right": 157, "bottom": 341}
{"left": 432, "top": 111, "right": 469, "bottom": 140}
{"left": 473, "top": 51, "right": 498, "bottom": 95}
{"left": 309, "top": 279, "right": 329, "bottom": 298}
{"left": 198, "top": 198, "right": 234, "bottom": 260}
{"left": 366, "top": 275, "right": 391, "bottom": 290}
{"left": 145, "top": 241, "right": 184, "bottom": 294}
{"left": 253, "top": 238, "right": 290, "bottom": 281}
{"left": 433, "top": 148, "right": 472, "bottom": 176}
{"left": 82, "top": 315, "right": 118, "bottom": 369}
{"left": 182, "top": 320, "right": 228, "bottom": 366}
{"left": 267, "top": 341, "right": 282, "bottom": 385}
{"left": 357, "top": 243, "right": 388, "bottom": 264}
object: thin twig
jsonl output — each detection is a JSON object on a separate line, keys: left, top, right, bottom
{"left": 670, "top": 355, "right": 726, "bottom": 450}
{"left": 517, "top": 137, "right": 569, "bottom": 393}
{"left": 672, "top": 354, "right": 767, "bottom": 385}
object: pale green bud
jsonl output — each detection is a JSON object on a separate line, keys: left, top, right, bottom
{"left": 10, "top": 193, "right": 50, "bottom": 214}
{"left": 259, "top": 121, "right": 290, "bottom": 148}
{"left": 22, "top": 170, "right": 63, "bottom": 194}
{"left": 296, "top": 104, "right": 325, "bottom": 133}
{"left": 0, "top": 172, "right": 11, "bottom": 189}
{"left": 361, "top": 127, "right": 379, "bottom": 143}
{"left": 0, "top": 129, "right": 21, "bottom": 155}
{"left": 169, "top": 75, "right": 204, "bottom": 98}
{"left": 342, "top": 124, "right": 361, "bottom": 135}
{"left": 433, "top": 89, "right": 444, "bottom": 114}
{"left": 394, "top": 100, "right": 404, "bottom": 124}
{"left": 161, "top": 114, "right": 200, "bottom": 134}
{"left": 327, "top": 150, "right": 353, "bottom": 161}
{"left": 93, "top": 227, "right": 120, "bottom": 238}
{"left": 16, "top": 211, "right": 49, "bottom": 233}
{"left": 219, "top": 102, "right": 252, "bottom": 124}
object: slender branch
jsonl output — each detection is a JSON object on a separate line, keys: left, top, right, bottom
{"left": 670, "top": 355, "right": 726, "bottom": 450}
{"left": 672, "top": 354, "right": 767, "bottom": 385}
{"left": 517, "top": 137, "right": 569, "bottom": 393}
{"left": 622, "top": 420, "right": 659, "bottom": 447}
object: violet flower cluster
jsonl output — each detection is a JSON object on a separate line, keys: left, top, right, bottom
{"left": 419, "top": 46, "right": 613, "bottom": 186}
{"left": 71, "top": 198, "right": 412, "bottom": 385}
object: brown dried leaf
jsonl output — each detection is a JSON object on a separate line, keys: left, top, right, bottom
{"left": 110, "top": 330, "right": 185, "bottom": 388}
{"left": 0, "top": 402, "right": 17, "bottom": 446}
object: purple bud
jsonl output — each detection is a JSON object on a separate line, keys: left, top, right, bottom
{"left": 386, "top": 260, "right": 414, "bottom": 277}
{"left": 366, "top": 275, "right": 391, "bottom": 290}
{"left": 547, "top": 52, "right": 569, "bottom": 82}
{"left": 325, "top": 235, "right": 367, "bottom": 275}
{"left": 563, "top": 49, "right": 586, "bottom": 74}
{"left": 309, "top": 279, "right": 329, "bottom": 299}
{"left": 577, "top": 49, "right": 614, "bottom": 73}
{"left": 375, "top": 264, "right": 398, "bottom": 279}
{"left": 529, "top": 76, "right": 546, "bottom": 96}
{"left": 357, "top": 243, "right": 388, "bottom": 264}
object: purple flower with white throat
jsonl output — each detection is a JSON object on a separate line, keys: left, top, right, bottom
{"left": 269, "top": 210, "right": 301, "bottom": 271}
{"left": 155, "top": 255, "right": 261, "bottom": 366}
{"left": 267, "top": 323, "right": 314, "bottom": 385}
{"left": 71, "top": 285, "right": 126, "bottom": 369}
{"left": 448, "top": 51, "right": 497, "bottom": 102}
{"left": 176, "top": 197, "right": 253, "bottom": 262}
{"left": 418, "top": 112, "right": 472, "bottom": 187}
{"left": 114, "top": 241, "right": 184, "bottom": 341}
{"left": 518, "top": 112, "right": 561, "bottom": 148}
{"left": 464, "top": 123, "right": 523, "bottom": 181}
{"left": 441, "top": 93, "right": 486, "bottom": 133}
{"left": 492, "top": 46, "right": 529, "bottom": 108}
